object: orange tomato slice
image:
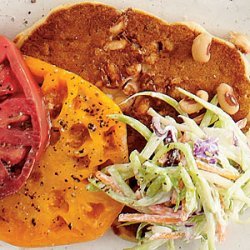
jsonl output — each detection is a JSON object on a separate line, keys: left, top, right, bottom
{"left": 0, "top": 57, "right": 128, "bottom": 247}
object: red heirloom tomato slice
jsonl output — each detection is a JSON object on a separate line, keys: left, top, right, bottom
{"left": 0, "top": 36, "right": 49, "bottom": 198}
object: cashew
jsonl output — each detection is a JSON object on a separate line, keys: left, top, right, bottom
{"left": 110, "top": 20, "right": 126, "bottom": 36}
{"left": 163, "top": 39, "right": 174, "bottom": 52}
{"left": 230, "top": 32, "right": 250, "bottom": 54}
{"left": 150, "top": 40, "right": 174, "bottom": 52}
{"left": 179, "top": 90, "right": 209, "bottom": 114}
{"left": 126, "top": 63, "right": 142, "bottom": 76}
{"left": 122, "top": 79, "right": 139, "bottom": 96}
{"left": 106, "top": 63, "right": 121, "bottom": 82}
{"left": 145, "top": 52, "right": 158, "bottom": 65}
{"left": 149, "top": 41, "right": 159, "bottom": 51}
{"left": 135, "top": 97, "right": 150, "bottom": 115}
{"left": 171, "top": 77, "right": 182, "bottom": 84}
{"left": 217, "top": 83, "right": 239, "bottom": 115}
{"left": 192, "top": 33, "right": 212, "bottom": 63}
{"left": 104, "top": 39, "right": 127, "bottom": 51}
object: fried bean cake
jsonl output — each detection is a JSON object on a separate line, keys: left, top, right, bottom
{"left": 14, "top": 2, "right": 250, "bottom": 240}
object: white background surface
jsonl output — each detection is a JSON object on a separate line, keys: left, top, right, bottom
{"left": 0, "top": 0, "right": 250, "bottom": 250}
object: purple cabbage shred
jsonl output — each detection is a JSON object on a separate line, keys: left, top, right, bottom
{"left": 193, "top": 138, "right": 219, "bottom": 164}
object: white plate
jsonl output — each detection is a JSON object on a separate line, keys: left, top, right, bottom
{"left": 0, "top": 0, "right": 250, "bottom": 249}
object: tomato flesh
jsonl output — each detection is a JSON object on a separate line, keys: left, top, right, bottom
{"left": 0, "top": 36, "right": 49, "bottom": 198}
{"left": 0, "top": 145, "right": 27, "bottom": 165}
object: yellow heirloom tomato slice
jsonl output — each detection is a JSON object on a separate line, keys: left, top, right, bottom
{"left": 0, "top": 57, "right": 128, "bottom": 247}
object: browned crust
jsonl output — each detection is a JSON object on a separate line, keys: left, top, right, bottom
{"left": 15, "top": 2, "right": 250, "bottom": 150}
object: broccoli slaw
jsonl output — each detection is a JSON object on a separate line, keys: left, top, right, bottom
{"left": 88, "top": 87, "right": 250, "bottom": 250}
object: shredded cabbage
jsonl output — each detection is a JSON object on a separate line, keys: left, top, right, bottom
{"left": 88, "top": 88, "right": 250, "bottom": 250}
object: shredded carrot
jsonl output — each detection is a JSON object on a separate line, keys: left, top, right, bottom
{"left": 148, "top": 204, "right": 189, "bottom": 222}
{"left": 118, "top": 213, "right": 182, "bottom": 224}
{"left": 196, "top": 160, "right": 239, "bottom": 181}
{"left": 149, "top": 231, "right": 185, "bottom": 240}
{"left": 171, "top": 190, "right": 177, "bottom": 205}
{"left": 193, "top": 113, "right": 205, "bottom": 124}
{"left": 163, "top": 201, "right": 173, "bottom": 207}
{"left": 149, "top": 205, "right": 182, "bottom": 218}
{"left": 181, "top": 199, "right": 189, "bottom": 221}
{"left": 95, "top": 171, "right": 122, "bottom": 194}
{"left": 216, "top": 222, "right": 226, "bottom": 242}
{"left": 179, "top": 180, "right": 184, "bottom": 189}
{"left": 178, "top": 132, "right": 191, "bottom": 143}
